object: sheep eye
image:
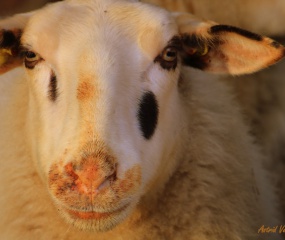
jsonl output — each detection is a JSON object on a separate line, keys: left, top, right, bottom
{"left": 24, "top": 51, "right": 41, "bottom": 69}
{"left": 162, "top": 47, "right": 178, "bottom": 62}
{"left": 25, "top": 51, "right": 39, "bottom": 61}
{"left": 155, "top": 46, "right": 179, "bottom": 70}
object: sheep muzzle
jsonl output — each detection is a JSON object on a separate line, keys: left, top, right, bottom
{"left": 47, "top": 150, "right": 142, "bottom": 230}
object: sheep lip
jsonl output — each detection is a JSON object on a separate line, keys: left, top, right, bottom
{"left": 65, "top": 204, "right": 130, "bottom": 220}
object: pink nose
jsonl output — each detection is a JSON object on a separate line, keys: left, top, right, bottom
{"left": 64, "top": 159, "right": 116, "bottom": 195}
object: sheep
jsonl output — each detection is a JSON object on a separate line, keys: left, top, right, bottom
{"left": 0, "top": 0, "right": 284, "bottom": 239}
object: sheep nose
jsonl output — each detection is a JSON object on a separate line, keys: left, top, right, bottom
{"left": 64, "top": 159, "right": 117, "bottom": 195}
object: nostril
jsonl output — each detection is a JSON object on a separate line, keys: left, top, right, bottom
{"left": 98, "top": 168, "right": 117, "bottom": 191}
{"left": 63, "top": 161, "right": 117, "bottom": 194}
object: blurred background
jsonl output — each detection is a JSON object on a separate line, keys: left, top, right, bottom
{"left": 0, "top": 0, "right": 60, "bottom": 16}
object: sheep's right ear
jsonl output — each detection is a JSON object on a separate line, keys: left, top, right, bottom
{"left": 0, "top": 13, "right": 33, "bottom": 75}
{"left": 174, "top": 13, "right": 285, "bottom": 75}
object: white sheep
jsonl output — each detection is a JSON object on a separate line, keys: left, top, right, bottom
{"left": 0, "top": 0, "right": 284, "bottom": 239}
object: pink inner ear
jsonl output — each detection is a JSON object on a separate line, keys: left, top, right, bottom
{"left": 208, "top": 26, "right": 285, "bottom": 74}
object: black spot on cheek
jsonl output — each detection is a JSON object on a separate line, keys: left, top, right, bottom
{"left": 137, "top": 92, "right": 159, "bottom": 140}
{"left": 49, "top": 72, "right": 58, "bottom": 101}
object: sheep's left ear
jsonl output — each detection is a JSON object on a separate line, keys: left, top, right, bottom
{"left": 175, "top": 13, "right": 285, "bottom": 75}
{"left": 0, "top": 12, "right": 33, "bottom": 74}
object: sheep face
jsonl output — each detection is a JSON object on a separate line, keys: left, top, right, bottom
{"left": 21, "top": 0, "right": 184, "bottom": 231}
{"left": 0, "top": 0, "right": 284, "bottom": 233}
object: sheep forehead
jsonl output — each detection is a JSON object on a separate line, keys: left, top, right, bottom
{"left": 22, "top": 0, "right": 177, "bottom": 63}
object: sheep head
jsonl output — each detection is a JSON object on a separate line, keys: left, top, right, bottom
{"left": 0, "top": 0, "right": 284, "bottom": 232}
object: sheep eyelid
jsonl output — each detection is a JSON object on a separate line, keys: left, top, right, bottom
{"left": 24, "top": 59, "right": 41, "bottom": 69}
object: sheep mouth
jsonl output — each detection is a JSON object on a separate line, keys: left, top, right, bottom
{"left": 59, "top": 203, "right": 134, "bottom": 232}
{"left": 64, "top": 203, "right": 130, "bottom": 221}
